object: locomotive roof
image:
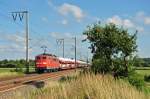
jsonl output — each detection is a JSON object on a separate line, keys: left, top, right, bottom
{"left": 36, "top": 53, "right": 57, "bottom": 57}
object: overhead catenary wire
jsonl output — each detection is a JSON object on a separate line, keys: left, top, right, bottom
{"left": 0, "top": 10, "right": 49, "bottom": 51}
{"left": 0, "top": 2, "right": 54, "bottom": 47}
{"left": 0, "top": 2, "right": 89, "bottom": 60}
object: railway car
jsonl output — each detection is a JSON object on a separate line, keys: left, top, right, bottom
{"left": 35, "top": 53, "right": 88, "bottom": 73}
{"left": 58, "top": 57, "right": 76, "bottom": 69}
{"left": 77, "top": 60, "right": 87, "bottom": 67}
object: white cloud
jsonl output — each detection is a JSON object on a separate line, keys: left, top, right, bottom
{"left": 136, "top": 26, "right": 144, "bottom": 32}
{"left": 0, "top": 32, "right": 26, "bottom": 54}
{"left": 107, "top": 15, "right": 134, "bottom": 28}
{"left": 107, "top": 15, "right": 122, "bottom": 25}
{"left": 0, "top": 43, "right": 25, "bottom": 53}
{"left": 61, "top": 19, "right": 68, "bottom": 25}
{"left": 50, "top": 32, "right": 73, "bottom": 39}
{"left": 41, "top": 17, "right": 48, "bottom": 23}
{"left": 47, "top": 1, "right": 85, "bottom": 22}
{"left": 47, "top": 0, "right": 57, "bottom": 10}
{"left": 7, "top": 34, "right": 25, "bottom": 46}
{"left": 135, "top": 11, "right": 150, "bottom": 25}
{"left": 136, "top": 11, "right": 145, "bottom": 18}
{"left": 64, "top": 32, "right": 72, "bottom": 38}
{"left": 58, "top": 3, "right": 85, "bottom": 22}
{"left": 47, "top": 0, "right": 52, "bottom": 6}
{"left": 50, "top": 32, "right": 61, "bottom": 39}
{"left": 123, "top": 19, "right": 134, "bottom": 28}
{"left": 144, "top": 17, "right": 150, "bottom": 25}
{"left": 0, "top": 33, "right": 25, "bottom": 46}
{"left": 106, "top": 15, "right": 147, "bottom": 33}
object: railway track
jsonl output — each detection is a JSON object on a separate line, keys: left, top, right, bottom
{"left": 0, "top": 69, "right": 75, "bottom": 93}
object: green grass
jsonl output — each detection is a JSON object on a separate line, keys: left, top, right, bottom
{"left": 0, "top": 67, "right": 35, "bottom": 78}
{"left": 136, "top": 70, "right": 150, "bottom": 76}
{"left": 0, "top": 68, "right": 15, "bottom": 72}
{"left": 135, "top": 67, "right": 150, "bottom": 94}
{"left": 0, "top": 72, "right": 24, "bottom": 78}
{"left": 0, "top": 67, "right": 35, "bottom": 73}
{"left": 135, "top": 67, "right": 150, "bottom": 70}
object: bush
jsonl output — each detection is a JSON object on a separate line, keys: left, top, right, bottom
{"left": 14, "top": 68, "right": 23, "bottom": 72}
{"left": 10, "top": 64, "right": 24, "bottom": 73}
{"left": 59, "top": 76, "right": 77, "bottom": 82}
{"left": 127, "top": 73, "right": 145, "bottom": 91}
{"left": 92, "top": 58, "right": 111, "bottom": 74}
{"left": 144, "top": 75, "right": 150, "bottom": 82}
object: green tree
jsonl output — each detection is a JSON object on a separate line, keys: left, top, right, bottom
{"left": 83, "top": 22, "right": 137, "bottom": 77}
{"left": 133, "top": 56, "right": 145, "bottom": 67}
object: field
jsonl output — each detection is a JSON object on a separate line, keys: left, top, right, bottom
{"left": 0, "top": 68, "right": 15, "bottom": 73}
{"left": 0, "top": 68, "right": 35, "bottom": 79}
{"left": 135, "top": 67, "right": 150, "bottom": 93}
{"left": 0, "top": 68, "right": 23, "bottom": 79}
{"left": 135, "top": 67, "right": 150, "bottom": 78}
{"left": 0, "top": 68, "right": 35, "bottom": 72}
{"left": 136, "top": 70, "right": 150, "bottom": 76}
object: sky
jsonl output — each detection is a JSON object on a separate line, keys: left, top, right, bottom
{"left": 0, "top": 0, "right": 150, "bottom": 60}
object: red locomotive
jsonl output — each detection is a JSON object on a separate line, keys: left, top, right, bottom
{"left": 35, "top": 53, "right": 87, "bottom": 73}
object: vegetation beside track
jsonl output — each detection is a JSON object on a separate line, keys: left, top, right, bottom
{"left": 0, "top": 59, "right": 35, "bottom": 79}
{"left": 0, "top": 72, "right": 24, "bottom": 79}
{"left": 0, "top": 69, "right": 149, "bottom": 99}
{"left": 135, "top": 67, "right": 150, "bottom": 94}
{"left": 30, "top": 73, "right": 149, "bottom": 99}
{"left": 0, "top": 68, "right": 34, "bottom": 79}
{"left": 136, "top": 69, "right": 150, "bottom": 76}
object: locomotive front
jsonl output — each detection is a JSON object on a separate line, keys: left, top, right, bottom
{"left": 35, "top": 54, "right": 60, "bottom": 73}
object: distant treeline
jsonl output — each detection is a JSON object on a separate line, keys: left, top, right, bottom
{"left": 0, "top": 58, "right": 150, "bottom": 68}
{"left": 0, "top": 59, "right": 35, "bottom": 68}
{"left": 133, "top": 58, "right": 150, "bottom": 67}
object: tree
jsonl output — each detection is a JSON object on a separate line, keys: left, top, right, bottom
{"left": 83, "top": 22, "right": 137, "bottom": 77}
{"left": 132, "top": 56, "right": 145, "bottom": 67}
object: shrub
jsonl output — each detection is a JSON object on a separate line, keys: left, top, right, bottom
{"left": 59, "top": 76, "right": 77, "bottom": 82}
{"left": 127, "top": 73, "right": 145, "bottom": 91}
{"left": 144, "top": 75, "right": 150, "bottom": 82}
{"left": 91, "top": 58, "right": 111, "bottom": 74}
{"left": 14, "top": 68, "right": 23, "bottom": 72}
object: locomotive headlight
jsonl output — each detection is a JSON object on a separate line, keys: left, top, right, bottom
{"left": 36, "top": 62, "right": 40, "bottom": 64}
{"left": 43, "top": 62, "right": 47, "bottom": 64}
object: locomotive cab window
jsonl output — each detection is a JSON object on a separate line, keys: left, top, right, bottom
{"left": 53, "top": 58, "right": 56, "bottom": 61}
{"left": 43, "top": 57, "right": 46, "bottom": 59}
{"left": 37, "top": 57, "right": 40, "bottom": 60}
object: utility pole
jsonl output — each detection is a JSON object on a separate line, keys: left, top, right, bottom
{"left": 56, "top": 39, "right": 64, "bottom": 58}
{"left": 86, "top": 51, "right": 89, "bottom": 66}
{"left": 12, "top": 11, "right": 29, "bottom": 73}
{"left": 73, "top": 37, "right": 77, "bottom": 67}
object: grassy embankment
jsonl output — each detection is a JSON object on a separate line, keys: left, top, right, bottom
{"left": 135, "top": 67, "right": 150, "bottom": 82}
{"left": 29, "top": 73, "right": 149, "bottom": 99}
{"left": 0, "top": 68, "right": 35, "bottom": 79}
{"left": 0, "top": 69, "right": 149, "bottom": 99}
{"left": 135, "top": 67, "right": 150, "bottom": 76}
{"left": 0, "top": 68, "right": 23, "bottom": 79}
{"left": 135, "top": 67, "right": 150, "bottom": 93}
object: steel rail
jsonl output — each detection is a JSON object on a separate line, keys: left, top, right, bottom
{"left": 0, "top": 69, "right": 75, "bottom": 93}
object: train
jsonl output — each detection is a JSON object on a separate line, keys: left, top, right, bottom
{"left": 35, "top": 53, "right": 88, "bottom": 73}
